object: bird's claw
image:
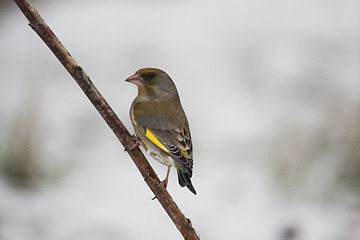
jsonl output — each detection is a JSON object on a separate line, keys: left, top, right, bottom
{"left": 151, "top": 176, "right": 169, "bottom": 200}
{"left": 124, "top": 135, "right": 147, "bottom": 151}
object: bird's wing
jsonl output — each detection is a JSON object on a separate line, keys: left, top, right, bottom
{"left": 150, "top": 127, "right": 193, "bottom": 175}
{"left": 132, "top": 102, "right": 193, "bottom": 175}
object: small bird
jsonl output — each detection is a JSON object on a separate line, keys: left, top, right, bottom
{"left": 126, "top": 68, "right": 196, "bottom": 195}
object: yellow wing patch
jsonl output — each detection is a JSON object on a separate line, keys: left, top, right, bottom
{"left": 131, "top": 110, "right": 169, "bottom": 153}
{"left": 145, "top": 129, "right": 169, "bottom": 153}
{"left": 180, "top": 149, "right": 187, "bottom": 158}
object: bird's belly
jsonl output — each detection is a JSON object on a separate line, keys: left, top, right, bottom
{"left": 146, "top": 149, "right": 174, "bottom": 166}
{"left": 133, "top": 124, "right": 175, "bottom": 167}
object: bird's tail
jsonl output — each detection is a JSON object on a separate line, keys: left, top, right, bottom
{"left": 177, "top": 169, "right": 197, "bottom": 195}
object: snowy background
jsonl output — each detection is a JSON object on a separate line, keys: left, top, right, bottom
{"left": 1, "top": 0, "right": 360, "bottom": 239}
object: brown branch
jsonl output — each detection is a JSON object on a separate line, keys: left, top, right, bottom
{"left": 13, "top": 0, "right": 200, "bottom": 239}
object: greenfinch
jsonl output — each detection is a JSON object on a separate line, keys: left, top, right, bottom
{"left": 126, "top": 68, "right": 196, "bottom": 195}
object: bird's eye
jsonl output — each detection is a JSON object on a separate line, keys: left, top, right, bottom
{"left": 148, "top": 73, "right": 155, "bottom": 79}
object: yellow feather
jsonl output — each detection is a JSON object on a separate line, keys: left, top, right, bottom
{"left": 131, "top": 112, "right": 138, "bottom": 128}
{"left": 145, "top": 129, "right": 169, "bottom": 153}
{"left": 180, "top": 149, "right": 187, "bottom": 158}
{"left": 132, "top": 109, "right": 169, "bottom": 153}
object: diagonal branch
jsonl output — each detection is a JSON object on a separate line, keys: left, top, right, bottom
{"left": 13, "top": 0, "right": 200, "bottom": 239}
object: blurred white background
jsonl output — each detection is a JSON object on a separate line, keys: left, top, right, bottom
{"left": 0, "top": 0, "right": 359, "bottom": 239}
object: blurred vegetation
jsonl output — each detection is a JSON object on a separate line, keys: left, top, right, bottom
{"left": 336, "top": 107, "right": 360, "bottom": 196}
{"left": 0, "top": 79, "right": 68, "bottom": 190}
{"left": 1, "top": 112, "right": 47, "bottom": 189}
{"left": 270, "top": 88, "right": 360, "bottom": 205}
{"left": 0, "top": 126, "right": 44, "bottom": 189}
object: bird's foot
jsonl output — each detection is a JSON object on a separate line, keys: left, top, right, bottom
{"left": 152, "top": 179, "right": 169, "bottom": 200}
{"left": 124, "top": 135, "right": 147, "bottom": 151}
{"left": 151, "top": 167, "right": 171, "bottom": 200}
{"left": 158, "top": 178, "right": 169, "bottom": 189}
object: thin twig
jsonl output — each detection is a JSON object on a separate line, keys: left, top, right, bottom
{"left": 13, "top": 0, "right": 199, "bottom": 239}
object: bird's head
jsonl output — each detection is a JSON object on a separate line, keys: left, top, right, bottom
{"left": 126, "top": 68, "right": 177, "bottom": 100}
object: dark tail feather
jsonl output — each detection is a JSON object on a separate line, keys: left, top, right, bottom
{"left": 177, "top": 169, "right": 197, "bottom": 195}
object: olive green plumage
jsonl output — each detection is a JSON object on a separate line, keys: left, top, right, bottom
{"left": 126, "top": 68, "right": 196, "bottom": 194}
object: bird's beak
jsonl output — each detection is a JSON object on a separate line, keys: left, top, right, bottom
{"left": 125, "top": 72, "right": 144, "bottom": 87}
